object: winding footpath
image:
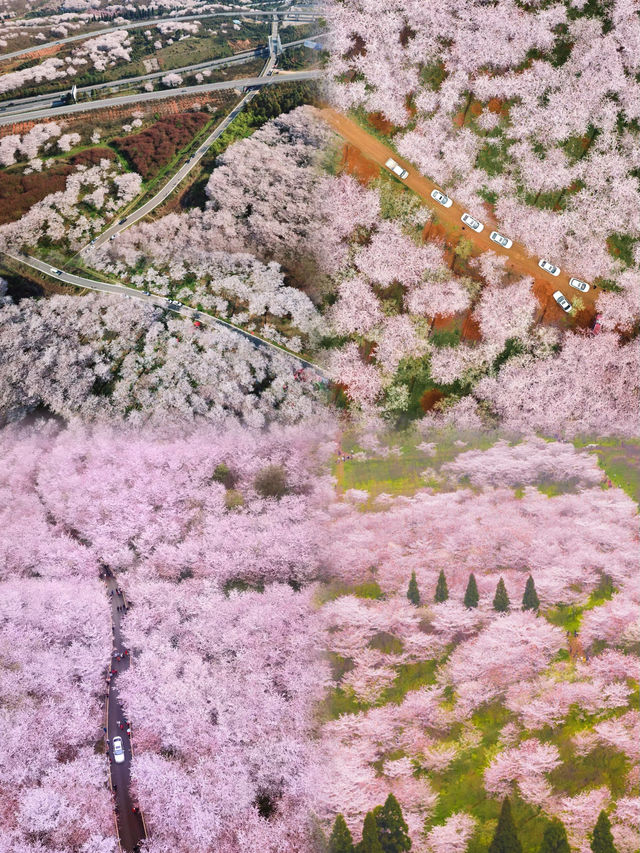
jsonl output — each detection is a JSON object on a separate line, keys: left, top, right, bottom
{"left": 102, "top": 568, "right": 146, "bottom": 852}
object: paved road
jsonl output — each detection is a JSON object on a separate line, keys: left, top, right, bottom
{"left": 0, "top": 69, "right": 322, "bottom": 126}
{"left": 3, "top": 252, "right": 325, "bottom": 373}
{"left": 0, "top": 35, "right": 324, "bottom": 119}
{"left": 0, "top": 9, "right": 319, "bottom": 62}
{"left": 102, "top": 569, "right": 146, "bottom": 852}
{"left": 88, "top": 31, "right": 280, "bottom": 249}
{"left": 320, "top": 108, "right": 599, "bottom": 324}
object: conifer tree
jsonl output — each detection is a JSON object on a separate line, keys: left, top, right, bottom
{"left": 373, "top": 793, "right": 412, "bottom": 852}
{"left": 493, "top": 577, "right": 510, "bottom": 613}
{"left": 464, "top": 572, "right": 479, "bottom": 609}
{"left": 522, "top": 574, "right": 540, "bottom": 611}
{"left": 329, "top": 814, "right": 355, "bottom": 853}
{"left": 435, "top": 569, "right": 449, "bottom": 603}
{"left": 591, "top": 811, "right": 618, "bottom": 853}
{"left": 539, "top": 819, "right": 570, "bottom": 853}
{"left": 488, "top": 797, "right": 522, "bottom": 853}
{"left": 358, "top": 811, "right": 384, "bottom": 853}
{"left": 407, "top": 571, "right": 420, "bottom": 606}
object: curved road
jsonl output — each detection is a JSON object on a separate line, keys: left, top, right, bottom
{"left": 3, "top": 252, "right": 325, "bottom": 374}
{"left": 320, "top": 108, "right": 598, "bottom": 323}
{"left": 0, "top": 9, "right": 319, "bottom": 62}
{"left": 102, "top": 568, "right": 146, "bottom": 852}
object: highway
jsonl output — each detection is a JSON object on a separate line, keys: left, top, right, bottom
{"left": 0, "top": 9, "right": 320, "bottom": 63}
{"left": 0, "top": 69, "right": 322, "bottom": 126}
{"left": 0, "top": 35, "right": 325, "bottom": 119}
{"left": 87, "top": 27, "right": 279, "bottom": 249}
{"left": 3, "top": 252, "right": 325, "bottom": 374}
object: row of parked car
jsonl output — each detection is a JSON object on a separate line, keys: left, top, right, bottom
{"left": 384, "top": 158, "right": 591, "bottom": 314}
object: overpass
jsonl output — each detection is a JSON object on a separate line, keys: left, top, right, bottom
{"left": 0, "top": 69, "right": 323, "bottom": 127}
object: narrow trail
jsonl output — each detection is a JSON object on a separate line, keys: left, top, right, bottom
{"left": 100, "top": 568, "right": 147, "bottom": 852}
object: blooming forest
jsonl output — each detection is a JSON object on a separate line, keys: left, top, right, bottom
{"left": 0, "top": 0, "right": 638, "bottom": 851}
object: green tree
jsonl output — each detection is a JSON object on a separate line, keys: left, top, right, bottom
{"left": 464, "top": 573, "right": 479, "bottom": 609}
{"left": 373, "top": 793, "right": 412, "bottom": 852}
{"left": 435, "top": 569, "right": 449, "bottom": 603}
{"left": 591, "top": 811, "right": 618, "bottom": 853}
{"left": 522, "top": 574, "right": 540, "bottom": 611}
{"left": 329, "top": 814, "right": 355, "bottom": 853}
{"left": 407, "top": 571, "right": 420, "bottom": 606}
{"left": 539, "top": 819, "right": 570, "bottom": 853}
{"left": 358, "top": 811, "right": 384, "bottom": 853}
{"left": 493, "top": 577, "right": 510, "bottom": 613}
{"left": 489, "top": 797, "right": 522, "bottom": 853}
{"left": 254, "top": 464, "right": 288, "bottom": 499}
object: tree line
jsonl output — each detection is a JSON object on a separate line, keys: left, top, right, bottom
{"left": 407, "top": 569, "right": 540, "bottom": 613}
{"left": 327, "top": 795, "right": 620, "bottom": 853}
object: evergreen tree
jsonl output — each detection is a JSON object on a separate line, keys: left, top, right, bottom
{"left": 493, "top": 577, "right": 510, "bottom": 613}
{"left": 539, "top": 819, "right": 570, "bottom": 853}
{"left": 407, "top": 571, "right": 420, "bottom": 606}
{"left": 488, "top": 798, "right": 522, "bottom": 853}
{"left": 591, "top": 811, "right": 618, "bottom": 853}
{"left": 435, "top": 569, "right": 449, "bottom": 603}
{"left": 464, "top": 572, "right": 479, "bottom": 609}
{"left": 358, "top": 812, "right": 384, "bottom": 853}
{"left": 329, "top": 814, "right": 355, "bottom": 853}
{"left": 373, "top": 793, "right": 412, "bottom": 852}
{"left": 522, "top": 574, "right": 540, "bottom": 611}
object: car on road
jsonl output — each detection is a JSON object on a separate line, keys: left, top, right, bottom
{"left": 385, "top": 158, "right": 408, "bottom": 180}
{"left": 49, "top": 267, "right": 63, "bottom": 276}
{"left": 461, "top": 212, "right": 484, "bottom": 232}
{"left": 143, "top": 290, "right": 151, "bottom": 296}
{"left": 591, "top": 312, "right": 603, "bottom": 334}
{"left": 569, "top": 277, "right": 590, "bottom": 292}
{"left": 431, "top": 188, "right": 453, "bottom": 208}
{"left": 553, "top": 291, "right": 572, "bottom": 313}
{"left": 109, "top": 234, "right": 117, "bottom": 241}
{"left": 538, "top": 258, "right": 560, "bottom": 276}
{"left": 489, "top": 231, "right": 512, "bottom": 249}
{"left": 113, "top": 736, "right": 125, "bottom": 764}
{"left": 118, "top": 218, "right": 126, "bottom": 224}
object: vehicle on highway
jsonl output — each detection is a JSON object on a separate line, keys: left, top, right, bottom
{"left": 553, "top": 291, "right": 572, "bottom": 312}
{"left": 461, "top": 212, "right": 484, "bottom": 232}
{"left": 49, "top": 267, "right": 63, "bottom": 276}
{"left": 538, "top": 258, "right": 560, "bottom": 276}
{"left": 113, "top": 736, "right": 125, "bottom": 764}
{"left": 118, "top": 218, "right": 126, "bottom": 224}
{"left": 90, "top": 238, "right": 96, "bottom": 244}
{"left": 569, "top": 277, "right": 590, "bottom": 292}
{"left": 109, "top": 234, "right": 117, "bottom": 241}
{"left": 143, "top": 290, "right": 151, "bottom": 295}
{"left": 431, "top": 189, "right": 453, "bottom": 208}
{"left": 592, "top": 312, "right": 603, "bottom": 335}
{"left": 489, "top": 231, "right": 512, "bottom": 249}
{"left": 385, "top": 158, "right": 408, "bottom": 180}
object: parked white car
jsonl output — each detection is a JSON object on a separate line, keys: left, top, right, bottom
{"left": 113, "top": 736, "right": 125, "bottom": 764}
{"left": 489, "top": 231, "right": 512, "bottom": 249}
{"left": 49, "top": 267, "right": 63, "bottom": 276}
{"left": 385, "top": 158, "right": 408, "bottom": 180}
{"left": 569, "top": 277, "right": 590, "bottom": 292}
{"left": 461, "top": 212, "right": 484, "bottom": 232}
{"left": 553, "top": 291, "right": 572, "bottom": 313}
{"left": 539, "top": 259, "right": 561, "bottom": 276}
{"left": 431, "top": 189, "right": 453, "bottom": 208}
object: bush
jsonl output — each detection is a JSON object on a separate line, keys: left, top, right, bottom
{"left": 254, "top": 464, "right": 288, "bottom": 499}
{"left": 112, "top": 113, "right": 209, "bottom": 179}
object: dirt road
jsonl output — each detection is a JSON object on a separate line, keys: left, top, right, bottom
{"left": 319, "top": 108, "right": 598, "bottom": 326}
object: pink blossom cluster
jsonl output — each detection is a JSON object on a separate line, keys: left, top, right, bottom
{"left": 0, "top": 293, "right": 323, "bottom": 427}
{"left": 0, "top": 427, "right": 115, "bottom": 851}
